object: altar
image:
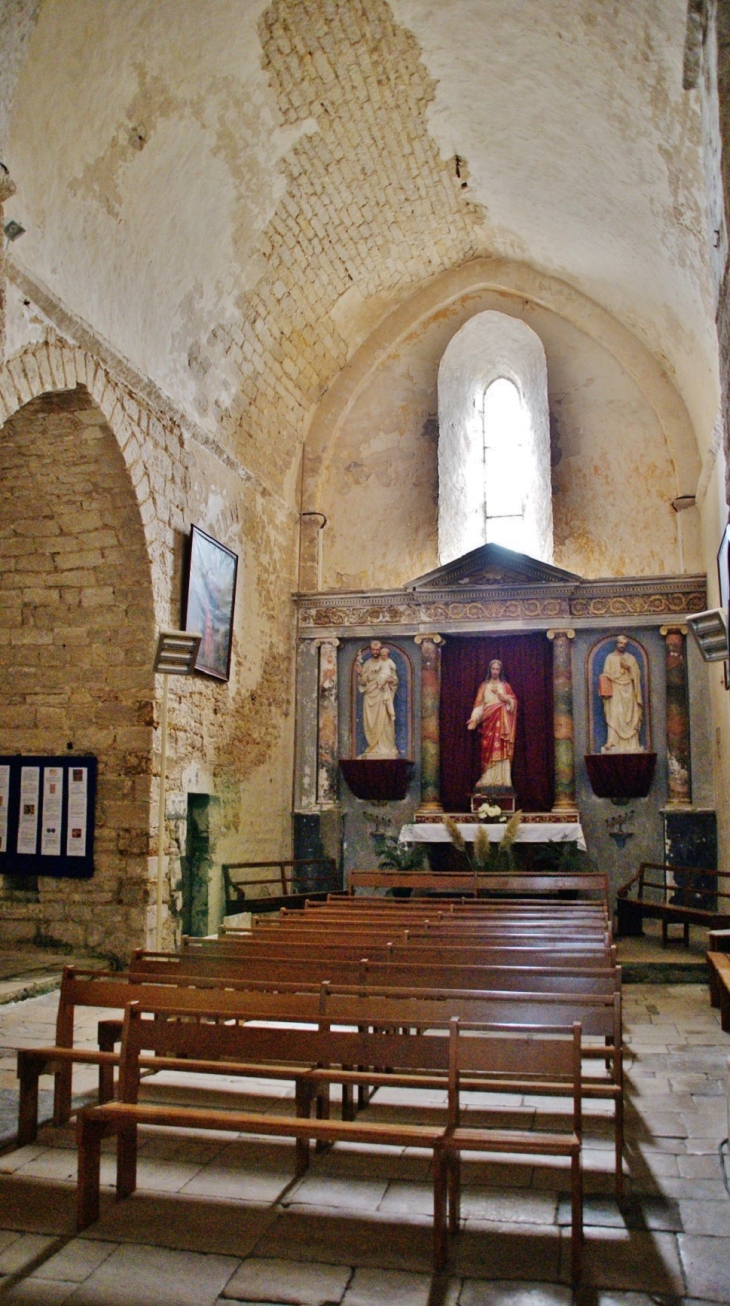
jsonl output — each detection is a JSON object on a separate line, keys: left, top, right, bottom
{"left": 400, "top": 818, "right": 587, "bottom": 853}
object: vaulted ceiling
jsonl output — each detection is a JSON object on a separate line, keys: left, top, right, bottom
{"left": 1, "top": 0, "right": 720, "bottom": 486}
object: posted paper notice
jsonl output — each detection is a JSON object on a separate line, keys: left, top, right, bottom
{"left": 18, "top": 766, "right": 40, "bottom": 855}
{"left": 67, "top": 766, "right": 88, "bottom": 857}
{"left": 41, "top": 766, "right": 63, "bottom": 857}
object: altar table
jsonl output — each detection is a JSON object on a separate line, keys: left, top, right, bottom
{"left": 399, "top": 821, "right": 587, "bottom": 853}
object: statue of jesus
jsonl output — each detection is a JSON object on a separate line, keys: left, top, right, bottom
{"left": 467, "top": 659, "right": 518, "bottom": 789}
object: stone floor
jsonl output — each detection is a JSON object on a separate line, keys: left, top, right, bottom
{"left": 0, "top": 981, "right": 728, "bottom": 1303}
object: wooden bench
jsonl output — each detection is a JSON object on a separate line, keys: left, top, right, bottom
{"left": 617, "top": 863, "right": 730, "bottom": 946}
{"left": 15, "top": 959, "right": 619, "bottom": 1143}
{"left": 75, "top": 1001, "right": 584, "bottom": 1278}
{"left": 347, "top": 870, "right": 608, "bottom": 899}
{"left": 707, "top": 951, "right": 730, "bottom": 1031}
{"left": 222, "top": 857, "right": 339, "bottom": 915}
{"left": 15, "top": 968, "right": 333, "bottom": 1144}
{"left": 188, "top": 938, "right": 612, "bottom": 967}
{"left": 444, "top": 1018, "right": 583, "bottom": 1283}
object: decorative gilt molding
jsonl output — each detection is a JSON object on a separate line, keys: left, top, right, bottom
{"left": 296, "top": 574, "right": 707, "bottom": 634}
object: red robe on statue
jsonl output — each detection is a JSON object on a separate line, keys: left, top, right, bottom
{"left": 471, "top": 679, "right": 518, "bottom": 780}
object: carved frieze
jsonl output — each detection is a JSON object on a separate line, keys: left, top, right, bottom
{"left": 296, "top": 570, "right": 707, "bottom": 634}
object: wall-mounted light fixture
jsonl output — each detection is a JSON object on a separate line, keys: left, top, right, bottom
{"left": 687, "top": 608, "right": 729, "bottom": 662}
{"left": 671, "top": 495, "right": 696, "bottom": 513}
{"left": 152, "top": 629, "right": 202, "bottom": 949}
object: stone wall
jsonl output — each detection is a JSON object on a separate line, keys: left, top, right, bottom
{"left": 0, "top": 340, "right": 299, "bottom": 954}
{"left": 0, "top": 386, "right": 155, "bottom": 957}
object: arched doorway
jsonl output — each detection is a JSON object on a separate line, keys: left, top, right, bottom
{"left": 0, "top": 385, "right": 156, "bottom": 962}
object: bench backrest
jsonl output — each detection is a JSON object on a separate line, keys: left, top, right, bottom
{"left": 447, "top": 1018, "right": 582, "bottom": 1133}
{"left": 116, "top": 1000, "right": 584, "bottom": 1117}
{"left": 117, "top": 1001, "right": 454, "bottom": 1101}
{"left": 181, "top": 936, "right": 611, "bottom": 962}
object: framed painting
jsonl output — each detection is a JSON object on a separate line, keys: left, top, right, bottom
{"left": 183, "top": 526, "right": 238, "bottom": 681}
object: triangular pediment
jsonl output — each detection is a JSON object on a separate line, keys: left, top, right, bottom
{"left": 405, "top": 543, "right": 581, "bottom": 591}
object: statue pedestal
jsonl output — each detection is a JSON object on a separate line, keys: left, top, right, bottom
{"left": 471, "top": 788, "right": 516, "bottom": 814}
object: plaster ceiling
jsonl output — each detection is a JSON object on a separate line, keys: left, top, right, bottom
{"left": 2, "top": 0, "right": 720, "bottom": 460}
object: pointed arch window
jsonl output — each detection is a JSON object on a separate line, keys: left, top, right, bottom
{"left": 437, "top": 311, "right": 553, "bottom": 564}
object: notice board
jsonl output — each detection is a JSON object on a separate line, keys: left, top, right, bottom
{"left": 0, "top": 755, "right": 97, "bottom": 879}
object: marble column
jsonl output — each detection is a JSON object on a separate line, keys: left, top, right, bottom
{"left": 660, "top": 625, "right": 692, "bottom": 805}
{"left": 315, "top": 637, "right": 339, "bottom": 808}
{"left": 415, "top": 633, "right": 444, "bottom": 814}
{"left": 547, "top": 628, "right": 576, "bottom": 813}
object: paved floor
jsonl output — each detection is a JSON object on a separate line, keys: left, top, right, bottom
{"left": 0, "top": 982, "right": 728, "bottom": 1303}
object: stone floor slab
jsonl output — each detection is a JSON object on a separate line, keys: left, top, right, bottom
{"left": 460, "top": 1281, "right": 572, "bottom": 1305}
{"left": 0, "top": 1175, "right": 77, "bottom": 1234}
{"left": 31, "top": 1238, "right": 118, "bottom": 1282}
{"left": 677, "top": 1232, "right": 730, "bottom": 1301}
{"left": 341, "top": 1266, "right": 433, "bottom": 1306}
{"left": 85, "top": 1192, "right": 276, "bottom": 1258}
{"left": 573, "top": 1228, "right": 684, "bottom": 1294}
{"left": 222, "top": 1256, "right": 351, "bottom": 1304}
{"left": 64, "top": 1242, "right": 239, "bottom": 1305}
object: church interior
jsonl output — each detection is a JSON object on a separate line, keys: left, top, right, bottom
{"left": 2, "top": 1, "right": 730, "bottom": 1302}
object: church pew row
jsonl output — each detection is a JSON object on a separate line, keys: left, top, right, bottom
{"left": 238, "top": 900, "right": 610, "bottom": 919}
{"left": 176, "top": 938, "right": 614, "bottom": 969}
{"left": 202, "top": 938, "right": 613, "bottom": 962}
{"left": 345, "top": 870, "right": 608, "bottom": 898}
{"left": 133, "top": 948, "right": 617, "bottom": 983}
{"left": 241, "top": 917, "right": 612, "bottom": 939}
{"left": 74, "top": 1002, "right": 585, "bottom": 1280}
{"left": 16, "top": 965, "right": 623, "bottom": 1196}
{"left": 263, "top": 900, "right": 610, "bottom": 923}
{"left": 707, "top": 951, "right": 730, "bottom": 1031}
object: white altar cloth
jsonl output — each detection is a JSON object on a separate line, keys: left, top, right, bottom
{"left": 399, "top": 822, "right": 587, "bottom": 852}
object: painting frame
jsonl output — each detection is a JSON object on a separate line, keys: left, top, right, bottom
{"left": 183, "top": 525, "right": 238, "bottom": 681}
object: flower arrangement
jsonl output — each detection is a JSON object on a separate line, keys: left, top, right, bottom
{"left": 475, "top": 802, "right": 507, "bottom": 823}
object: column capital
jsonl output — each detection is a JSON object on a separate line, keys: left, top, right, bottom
{"left": 313, "top": 636, "right": 340, "bottom": 648}
{"left": 659, "top": 625, "right": 688, "bottom": 637}
{"left": 546, "top": 628, "right": 575, "bottom": 640}
{"left": 414, "top": 632, "right": 445, "bottom": 646}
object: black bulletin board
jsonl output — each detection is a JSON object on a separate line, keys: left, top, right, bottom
{"left": 0, "top": 755, "right": 97, "bottom": 879}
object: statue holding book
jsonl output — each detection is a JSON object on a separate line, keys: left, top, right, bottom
{"left": 598, "top": 635, "right": 643, "bottom": 753}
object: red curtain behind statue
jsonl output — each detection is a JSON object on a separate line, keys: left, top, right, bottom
{"left": 439, "top": 634, "right": 554, "bottom": 812}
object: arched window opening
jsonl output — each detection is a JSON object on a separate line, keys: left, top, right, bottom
{"left": 482, "top": 376, "right": 529, "bottom": 550}
{"left": 437, "top": 311, "right": 553, "bottom": 565}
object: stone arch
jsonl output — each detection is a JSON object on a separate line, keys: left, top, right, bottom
{"left": 437, "top": 311, "right": 553, "bottom": 565}
{"left": 0, "top": 340, "right": 175, "bottom": 628}
{"left": 0, "top": 377, "right": 157, "bottom": 960}
{"left": 301, "top": 258, "right": 703, "bottom": 588}
{"left": 302, "top": 256, "right": 701, "bottom": 507}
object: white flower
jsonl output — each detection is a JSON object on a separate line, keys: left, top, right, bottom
{"left": 477, "top": 803, "right": 502, "bottom": 820}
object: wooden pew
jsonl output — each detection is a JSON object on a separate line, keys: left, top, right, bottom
{"left": 617, "top": 863, "right": 730, "bottom": 945}
{"left": 15, "top": 968, "right": 330, "bottom": 1144}
{"left": 347, "top": 870, "right": 608, "bottom": 898}
{"left": 707, "top": 951, "right": 730, "bottom": 1031}
{"left": 75, "top": 1001, "right": 584, "bottom": 1278}
{"left": 16, "top": 964, "right": 622, "bottom": 1195}
{"left": 443, "top": 1018, "right": 583, "bottom": 1282}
